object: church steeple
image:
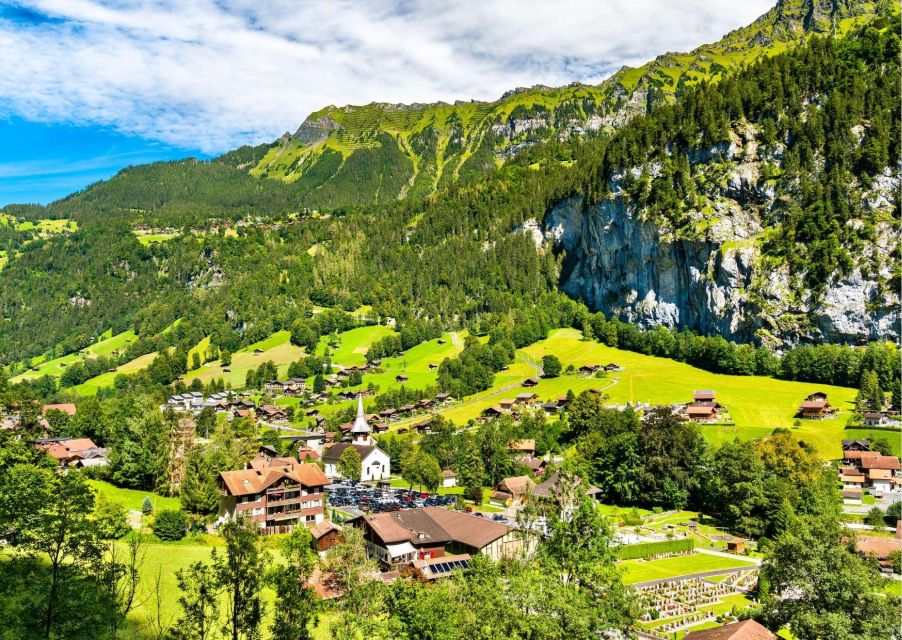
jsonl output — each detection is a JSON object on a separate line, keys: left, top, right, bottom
{"left": 350, "top": 394, "right": 373, "bottom": 445}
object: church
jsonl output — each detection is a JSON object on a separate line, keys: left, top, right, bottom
{"left": 323, "top": 395, "right": 391, "bottom": 482}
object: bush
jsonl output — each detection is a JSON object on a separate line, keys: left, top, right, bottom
{"left": 864, "top": 506, "right": 886, "bottom": 528}
{"left": 614, "top": 538, "right": 694, "bottom": 560}
{"left": 93, "top": 496, "right": 132, "bottom": 539}
{"left": 152, "top": 509, "right": 188, "bottom": 541}
{"left": 141, "top": 496, "right": 153, "bottom": 515}
{"left": 465, "top": 485, "right": 483, "bottom": 505}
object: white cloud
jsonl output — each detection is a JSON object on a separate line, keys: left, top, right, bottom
{"left": 0, "top": 0, "right": 775, "bottom": 152}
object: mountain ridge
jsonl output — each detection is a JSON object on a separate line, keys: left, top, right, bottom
{"left": 249, "top": 0, "right": 885, "bottom": 208}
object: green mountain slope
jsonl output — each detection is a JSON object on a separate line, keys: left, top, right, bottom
{"left": 251, "top": 0, "right": 885, "bottom": 208}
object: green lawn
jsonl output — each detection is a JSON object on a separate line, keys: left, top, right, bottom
{"left": 619, "top": 552, "right": 757, "bottom": 584}
{"left": 182, "top": 330, "right": 305, "bottom": 388}
{"left": 882, "top": 579, "right": 902, "bottom": 596}
{"left": 87, "top": 480, "right": 181, "bottom": 513}
{"left": 135, "top": 232, "right": 180, "bottom": 245}
{"left": 521, "top": 329, "right": 859, "bottom": 459}
{"left": 348, "top": 332, "right": 464, "bottom": 392}
{"left": 10, "top": 329, "right": 138, "bottom": 382}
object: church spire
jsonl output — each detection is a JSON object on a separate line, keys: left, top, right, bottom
{"left": 350, "top": 393, "right": 371, "bottom": 442}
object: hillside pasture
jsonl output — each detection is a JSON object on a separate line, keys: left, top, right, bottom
{"left": 520, "top": 329, "right": 858, "bottom": 459}
{"left": 316, "top": 324, "right": 396, "bottom": 366}
{"left": 181, "top": 330, "right": 304, "bottom": 388}
{"left": 10, "top": 329, "right": 138, "bottom": 382}
{"left": 71, "top": 351, "right": 160, "bottom": 395}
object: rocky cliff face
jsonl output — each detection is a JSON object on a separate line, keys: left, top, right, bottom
{"left": 543, "top": 156, "right": 900, "bottom": 347}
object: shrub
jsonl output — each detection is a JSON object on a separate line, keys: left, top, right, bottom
{"left": 153, "top": 509, "right": 188, "bottom": 541}
{"left": 93, "top": 496, "right": 132, "bottom": 539}
{"left": 614, "top": 538, "right": 694, "bottom": 560}
{"left": 141, "top": 496, "right": 153, "bottom": 515}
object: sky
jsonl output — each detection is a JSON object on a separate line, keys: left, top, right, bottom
{"left": 0, "top": 0, "right": 774, "bottom": 205}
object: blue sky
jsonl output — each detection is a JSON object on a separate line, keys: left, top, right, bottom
{"left": 0, "top": 0, "right": 773, "bottom": 206}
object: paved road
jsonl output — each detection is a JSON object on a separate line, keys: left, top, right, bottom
{"left": 631, "top": 565, "right": 758, "bottom": 588}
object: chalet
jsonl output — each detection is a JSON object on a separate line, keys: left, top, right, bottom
{"left": 867, "top": 468, "right": 895, "bottom": 494}
{"left": 603, "top": 362, "right": 624, "bottom": 372}
{"left": 521, "top": 377, "right": 539, "bottom": 388}
{"left": 264, "top": 380, "right": 288, "bottom": 394}
{"left": 258, "top": 404, "right": 288, "bottom": 424}
{"left": 855, "top": 526, "right": 902, "bottom": 573}
{"left": 482, "top": 406, "right": 505, "bottom": 418}
{"left": 805, "top": 391, "right": 829, "bottom": 402}
{"left": 309, "top": 521, "right": 343, "bottom": 557}
{"left": 683, "top": 620, "right": 776, "bottom": 640}
{"left": 435, "top": 392, "right": 454, "bottom": 404}
{"left": 509, "top": 439, "right": 536, "bottom": 456}
{"left": 349, "top": 506, "right": 523, "bottom": 570}
{"left": 418, "top": 398, "right": 435, "bottom": 409}
{"left": 36, "top": 437, "right": 107, "bottom": 468}
{"left": 843, "top": 449, "right": 881, "bottom": 464}
{"left": 531, "top": 471, "right": 600, "bottom": 503}
{"left": 578, "top": 364, "right": 600, "bottom": 377}
{"left": 372, "top": 422, "right": 390, "bottom": 434}
{"left": 514, "top": 392, "right": 540, "bottom": 406}
{"left": 322, "top": 397, "right": 391, "bottom": 482}
{"left": 41, "top": 403, "right": 77, "bottom": 417}
{"left": 489, "top": 476, "right": 535, "bottom": 507}
{"left": 863, "top": 412, "right": 898, "bottom": 427}
{"left": 841, "top": 439, "right": 871, "bottom": 452}
{"left": 499, "top": 398, "right": 517, "bottom": 411}
{"left": 542, "top": 401, "right": 560, "bottom": 413}
{"left": 441, "top": 470, "right": 457, "bottom": 488}
{"left": 692, "top": 390, "right": 717, "bottom": 402}
{"left": 217, "top": 455, "right": 329, "bottom": 534}
{"left": 380, "top": 408, "right": 397, "bottom": 419}
{"left": 413, "top": 421, "right": 432, "bottom": 435}
{"left": 395, "top": 374, "right": 409, "bottom": 383}
{"left": 860, "top": 456, "right": 901, "bottom": 473}
{"left": 680, "top": 404, "right": 719, "bottom": 423}
{"left": 796, "top": 397, "right": 836, "bottom": 419}
{"left": 517, "top": 456, "right": 546, "bottom": 474}
{"left": 556, "top": 395, "right": 570, "bottom": 406}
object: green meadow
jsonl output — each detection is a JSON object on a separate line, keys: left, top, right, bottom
{"left": 519, "top": 329, "right": 860, "bottom": 459}
{"left": 316, "top": 324, "right": 396, "bottom": 366}
{"left": 87, "top": 479, "right": 180, "bottom": 513}
{"left": 10, "top": 329, "right": 138, "bottom": 383}
{"left": 182, "top": 330, "right": 305, "bottom": 388}
{"left": 72, "top": 351, "right": 160, "bottom": 395}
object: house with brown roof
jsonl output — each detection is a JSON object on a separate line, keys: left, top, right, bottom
{"left": 693, "top": 390, "right": 717, "bottom": 402}
{"left": 489, "top": 475, "right": 535, "bottom": 507}
{"left": 349, "top": 506, "right": 524, "bottom": 570}
{"left": 841, "top": 439, "right": 871, "bottom": 452}
{"left": 683, "top": 620, "right": 776, "bottom": 640}
{"left": 36, "top": 437, "right": 106, "bottom": 468}
{"left": 855, "top": 527, "right": 902, "bottom": 573}
{"left": 217, "top": 455, "right": 329, "bottom": 534}
{"left": 309, "top": 521, "right": 343, "bottom": 557}
{"left": 521, "top": 377, "right": 539, "bottom": 388}
{"left": 860, "top": 456, "right": 901, "bottom": 472}
{"left": 41, "top": 403, "right": 77, "bottom": 417}
{"left": 796, "top": 397, "right": 836, "bottom": 419}
{"left": 508, "top": 439, "right": 536, "bottom": 456}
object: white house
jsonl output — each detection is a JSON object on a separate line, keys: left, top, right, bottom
{"left": 441, "top": 470, "right": 457, "bottom": 488}
{"left": 322, "top": 396, "right": 391, "bottom": 482}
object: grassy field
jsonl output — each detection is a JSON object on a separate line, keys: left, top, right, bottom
{"left": 317, "top": 325, "right": 396, "bottom": 366}
{"left": 619, "top": 552, "right": 757, "bottom": 584}
{"left": 135, "top": 231, "right": 180, "bottom": 245}
{"left": 10, "top": 329, "right": 138, "bottom": 382}
{"left": 72, "top": 351, "right": 160, "bottom": 395}
{"left": 182, "top": 330, "right": 305, "bottom": 388}
{"left": 520, "top": 329, "right": 859, "bottom": 459}
{"left": 187, "top": 335, "right": 211, "bottom": 368}
{"left": 348, "top": 332, "right": 463, "bottom": 392}
{"left": 87, "top": 480, "right": 180, "bottom": 513}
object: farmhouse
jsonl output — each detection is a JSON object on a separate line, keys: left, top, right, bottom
{"left": 349, "top": 506, "right": 523, "bottom": 570}
{"left": 678, "top": 390, "right": 724, "bottom": 423}
{"left": 217, "top": 455, "right": 329, "bottom": 534}
{"left": 578, "top": 364, "right": 600, "bottom": 376}
{"left": 603, "top": 362, "right": 623, "bottom": 372}
{"left": 515, "top": 392, "right": 540, "bottom": 406}
{"left": 855, "top": 525, "right": 902, "bottom": 572}
{"left": 863, "top": 412, "right": 898, "bottom": 427}
{"left": 841, "top": 439, "right": 871, "bottom": 451}
{"left": 322, "top": 396, "right": 390, "bottom": 482}
{"left": 796, "top": 391, "right": 836, "bottom": 418}
{"left": 509, "top": 439, "right": 536, "bottom": 456}
{"left": 36, "top": 437, "right": 107, "bottom": 468}
{"left": 693, "top": 390, "right": 717, "bottom": 402}
{"left": 489, "top": 475, "right": 535, "bottom": 507}
{"left": 521, "top": 377, "right": 539, "bottom": 388}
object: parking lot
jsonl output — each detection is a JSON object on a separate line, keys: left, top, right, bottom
{"left": 325, "top": 481, "right": 515, "bottom": 524}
